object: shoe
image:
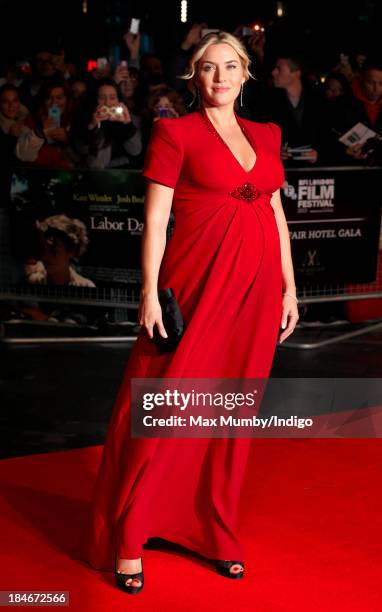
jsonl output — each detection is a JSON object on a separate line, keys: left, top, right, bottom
{"left": 215, "top": 559, "right": 245, "bottom": 579}
{"left": 115, "top": 555, "right": 144, "bottom": 594}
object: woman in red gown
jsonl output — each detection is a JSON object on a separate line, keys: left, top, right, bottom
{"left": 81, "top": 31, "right": 299, "bottom": 592}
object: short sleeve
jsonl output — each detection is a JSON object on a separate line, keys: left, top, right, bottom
{"left": 142, "top": 118, "right": 184, "bottom": 189}
{"left": 268, "top": 121, "right": 285, "bottom": 186}
{"left": 268, "top": 121, "right": 283, "bottom": 152}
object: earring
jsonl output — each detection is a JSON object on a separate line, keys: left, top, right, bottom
{"left": 187, "top": 91, "right": 196, "bottom": 108}
{"left": 240, "top": 82, "right": 244, "bottom": 107}
{"left": 187, "top": 87, "right": 200, "bottom": 109}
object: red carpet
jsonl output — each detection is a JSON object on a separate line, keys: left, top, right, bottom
{"left": 0, "top": 440, "right": 381, "bottom": 611}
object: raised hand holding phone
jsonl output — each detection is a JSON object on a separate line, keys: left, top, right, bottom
{"left": 43, "top": 106, "right": 61, "bottom": 143}
{"left": 181, "top": 23, "right": 207, "bottom": 50}
{"left": 114, "top": 62, "right": 129, "bottom": 84}
{"left": 124, "top": 28, "right": 140, "bottom": 59}
{"left": 48, "top": 105, "right": 61, "bottom": 128}
{"left": 47, "top": 128, "right": 68, "bottom": 143}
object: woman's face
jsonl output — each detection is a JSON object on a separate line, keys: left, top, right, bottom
{"left": 46, "top": 87, "right": 67, "bottom": 113}
{"left": 71, "top": 81, "right": 87, "bottom": 99}
{"left": 0, "top": 90, "right": 20, "bottom": 119}
{"left": 120, "top": 73, "right": 138, "bottom": 98}
{"left": 144, "top": 56, "right": 162, "bottom": 76}
{"left": 155, "top": 96, "right": 172, "bottom": 111}
{"left": 97, "top": 85, "right": 119, "bottom": 107}
{"left": 196, "top": 43, "right": 245, "bottom": 108}
{"left": 324, "top": 77, "right": 344, "bottom": 99}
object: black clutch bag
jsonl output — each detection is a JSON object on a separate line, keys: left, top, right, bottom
{"left": 152, "top": 287, "right": 185, "bottom": 353}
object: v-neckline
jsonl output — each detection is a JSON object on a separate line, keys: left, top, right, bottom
{"left": 199, "top": 108, "right": 258, "bottom": 175}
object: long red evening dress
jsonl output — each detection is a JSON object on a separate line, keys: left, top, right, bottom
{"left": 81, "top": 108, "right": 285, "bottom": 570}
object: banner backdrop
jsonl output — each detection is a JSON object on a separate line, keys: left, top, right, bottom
{"left": 281, "top": 167, "right": 381, "bottom": 284}
{"left": 5, "top": 167, "right": 382, "bottom": 299}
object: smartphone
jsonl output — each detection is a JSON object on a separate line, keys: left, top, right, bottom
{"left": 130, "top": 18, "right": 140, "bottom": 34}
{"left": 242, "top": 27, "right": 253, "bottom": 36}
{"left": 48, "top": 105, "right": 61, "bottom": 127}
{"left": 159, "top": 107, "right": 171, "bottom": 118}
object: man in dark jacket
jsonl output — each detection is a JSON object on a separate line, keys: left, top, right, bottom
{"left": 322, "top": 58, "right": 382, "bottom": 166}
{"left": 260, "top": 56, "right": 326, "bottom": 166}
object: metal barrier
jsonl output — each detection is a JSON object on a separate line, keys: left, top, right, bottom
{"left": 284, "top": 276, "right": 382, "bottom": 349}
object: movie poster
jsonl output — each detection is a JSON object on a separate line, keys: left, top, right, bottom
{"left": 9, "top": 169, "right": 145, "bottom": 294}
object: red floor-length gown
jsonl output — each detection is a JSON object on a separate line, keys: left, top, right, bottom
{"left": 81, "top": 108, "right": 285, "bottom": 570}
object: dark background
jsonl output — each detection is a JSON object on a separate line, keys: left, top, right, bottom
{"left": 1, "top": 0, "right": 381, "bottom": 72}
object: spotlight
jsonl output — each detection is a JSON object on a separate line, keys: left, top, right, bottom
{"left": 180, "top": 0, "right": 188, "bottom": 23}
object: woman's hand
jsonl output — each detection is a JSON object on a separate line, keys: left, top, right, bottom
{"left": 345, "top": 142, "right": 368, "bottom": 160}
{"left": 247, "top": 31, "right": 266, "bottom": 57}
{"left": 114, "top": 63, "right": 130, "bottom": 84}
{"left": 181, "top": 23, "right": 206, "bottom": 50}
{"left": 88, "top": 105, "right": 109, "bottom": 129}
{"left": 138, "top": 292, "right": 168, "bottom": 340}
{"left": 123, "top": 31, "right": 140, "bottom": 59}
{"left": 279, "top": 294, "right": 299, "bottom": 344}
{"left": 114, "top": 102, "right": 132, "bottom": 124}
{"left": 42, "top": 116, "right": 58, "bottom": 131}
{"left": 300, "top": 148, "right": 318, "bottom": 164}
{"left": 280, "top": 144, "right": 293, "bottom": 161}
{"left": 47, "top": 127, "right": 68, "bottom": 142}
{"left": 9, "top": 122, "right": 24, "bottom": 137}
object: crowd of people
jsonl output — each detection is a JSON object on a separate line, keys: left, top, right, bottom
{"left": 1, "top": 23, "right": 382, "bottom": 175}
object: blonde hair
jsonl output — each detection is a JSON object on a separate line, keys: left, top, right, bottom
{"left": 178, "top": 30, "right": 255, "bottom": 103}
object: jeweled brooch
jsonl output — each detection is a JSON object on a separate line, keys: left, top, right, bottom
{"left": 229, "top": 182, "right": 260, "bottom": 202}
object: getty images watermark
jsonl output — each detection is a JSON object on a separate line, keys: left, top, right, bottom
{"left": 130, "top": 378, "right": 382, "bottom": 438}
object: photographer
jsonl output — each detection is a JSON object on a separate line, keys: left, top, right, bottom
{"left": 80, "top": 78, "right": 142, "bottom": 169}
{"left": 0, "top": 84, "right": 30, "bottom": 203}
{"left": 15, "top": 77, "right": 78, "bottom": 169}
{"left": 165, "top": 22, "right": 207, "bottom": 106}
{"left": 322, "top": 58, "right": 382, "bottom": 166}
{"left": 262, "top": 55, "right": 326, "bottom": 166}
{"left": 140, "top": 86, "right": 186, "bottom": 147}
{"left": 112, "top": 62, "right": 141, "bottom": 115}
{"left": 17, "top": 49, "right": 61, "bottom": 111}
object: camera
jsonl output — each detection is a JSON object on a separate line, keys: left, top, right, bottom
{"left": 109, "top": 105, "right": 124, "bottom": 118}
{"left": 98, "top": 105, "right": 124, "bottom": 120}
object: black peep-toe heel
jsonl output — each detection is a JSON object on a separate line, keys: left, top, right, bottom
{"left": 115, "top": 555, "right": 144, "bottom": 594}
{"left": 215, "top": 559, "right": 245, "bottom": 579}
